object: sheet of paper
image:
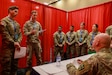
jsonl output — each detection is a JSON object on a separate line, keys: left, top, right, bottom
{"left": 33, "top": 54, "right": 95, "bottom": 75}
{"left": 39, "top": 64, "right": 63, "bottom": 74}
{"left": 59, "top": 53, "right": 95, "bottom": 69}
{"left": 14, "top": 47, "right": 26, "bottom": 59}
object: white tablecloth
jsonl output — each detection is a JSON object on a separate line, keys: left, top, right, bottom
{"left": 33, "top": 54, "right": 95, "bottom": 75}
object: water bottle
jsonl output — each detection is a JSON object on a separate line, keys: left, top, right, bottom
{"left": 56, "top": 53, "right": 61, "bottom": 67}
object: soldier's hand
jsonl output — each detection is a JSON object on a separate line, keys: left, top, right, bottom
{"left": 14, "top": 42, "right": 21, "bottom": 51}
{"left": 0, "top": 21, "right": 4, "bottom": 26}
{"left": 89, "top": 47, "right": 94, "bottom": 51}
{"left": 110, "top": 40, "right": 112, "bottom": 48}
{"left": 59, "top": 44, "right": 63, "bottom": 47}
{"left": 68, "top": 43, "right": 71, "bottom": 45}
{"left": 15, "top": 47, "right": 20, "bottom": 51}
{"left": 77, "top": 59, "right": 83, "bottom": 64}
{"left": 110, "top": 44, "right": 112, "bottom": 48}
{"left": 39, "top": 29, "right": 46, "bottom": 33}
{"left": 31, "top": 30, "right": 37, "bottom": 35}
{"left": 78, "top": 42, "right": 80, "bottom": 45}
{"left": 79, "top": 43, "right": 82, "bottom": 46}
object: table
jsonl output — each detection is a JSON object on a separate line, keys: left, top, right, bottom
{"left": 32, "top": 54, "right": 95, "bottom": 75}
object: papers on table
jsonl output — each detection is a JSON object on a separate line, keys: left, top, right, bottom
{"left": 14, "top": 47, "right": 26, "bottom": 59}
{"left": 59, "top": 53, "right": 95, "bottom": 69}
{"left": 39, "top": 64, "right": 63, "bottom": 74}
{"left": 32, "top": 53, "right": 95, "bottom": 75}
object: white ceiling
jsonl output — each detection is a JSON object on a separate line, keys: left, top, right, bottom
{"left": 34, "top": 0, "right": 111, "bottom": 11}
{"left": 35, "top": 0, "right": 56, "bottom": 3}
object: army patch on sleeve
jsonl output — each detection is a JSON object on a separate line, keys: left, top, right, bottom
{"left": 78, "top": 64, "right": 84, "bottom": 71}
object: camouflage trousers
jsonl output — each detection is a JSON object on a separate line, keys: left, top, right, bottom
{"left": 54, "top": 46, "right": 64, "bottom": 61}
{"left": 1, "top": 44, "right": 18, "bottom": 75}
{"left": 27, "top": 42, "right": 42, "bottom": 68}
{"left": 75, "top": 43, "right": 87, "bottom": 57}
{"left": 66, "top": 44, "right": 75, "bottom": 59}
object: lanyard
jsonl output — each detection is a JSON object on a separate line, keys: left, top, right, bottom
{"left": 9, "top": 18, "right": 16, "bottom": 32}
{"left": 33, "top": 22, "right": 37, "bottom": 29}
{"left": 59, "top": 32, "right": 63, "bottom": 43}
{"left": 91, "top": 32, "right": 97, "bottom": 45}
{"left": 79, "top": 30, "right": 83, "bottom": 43}
{"left": 68, "top": 32, "right": 72, "bottom": 42}
{"left": 8, "top": 17, "right": 18, "bottom": 40}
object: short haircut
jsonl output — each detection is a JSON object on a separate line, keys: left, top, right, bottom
{"left": 8, "top": 6, "right": 19, "bottom": 13}
{"left": 81, "top": 22, "right": 85, "bottom": 26}
{"left": 31, "top": 10, "right": 37, "bottom": 15}
{"left": 94, "top": 24, "right": 98, "bottom": 28}
{"left": 59, "top": 26, "right": 62, "bottom": 28}
{"left": 71, "top": 25, "right": 74, "bottom": 28}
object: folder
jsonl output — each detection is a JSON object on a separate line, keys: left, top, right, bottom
{"left": 14, "top": 47, "right": 26, "bottom": 59}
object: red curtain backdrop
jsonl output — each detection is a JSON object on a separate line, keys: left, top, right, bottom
{"left": 68, "top": 2, "right": 112, "bottom": 32}
{"left": 0, "top": 0, "right": 112, "bottom": 69}
{"left": 43, "top": 6, "right": 67, "bottom": 62}
{"left": 0, "top": 0, "right": 67, "bottom": 68}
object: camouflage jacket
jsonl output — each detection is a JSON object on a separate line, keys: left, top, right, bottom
{"left": 67, "top": 48, "right": 112, "bottom": 75}
{"left": 23, "top": 20, "right": 42, "bottom": 43}
{"left": 65, "top": 31, "right": 76, "bottom": 45}
{"left": 87, "top": 31, "right": 100, "bottom": 48}
{"left": 0, "top": 16, "right": 22, "bottom": 46}
{"left": 76, "top": 29, "right": 88, "bottom": 44}
{"left": 53, "top": 31, "right": 65, "bottom": 46}
{"left": 105, "top": 25, "right": 112, "bottom": 39}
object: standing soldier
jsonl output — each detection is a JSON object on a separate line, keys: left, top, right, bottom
{"left": 105, "top": 25, "right": 112, "bottom": 39}
{"left": 53, "top": 26, "right": 65, "bottom": 61}
{"left": 65, "top": 25, "right": 76, "bottom": 59}
{"left": 23, "top": 10, "right": 43, "bottom": 68}
{"left": 76, "top": 22, "right": 88, "bottom": 56}
{"left": 106, "top": 25, "right": 112, "bottom": 51}
{"left": 87, "top": 24, "right": 100, "bottom": 53}
{"left": 0, "top": 6, "right": 22, "bottom": 75}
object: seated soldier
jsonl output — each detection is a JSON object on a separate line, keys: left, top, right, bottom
{"left": 66, "top": 33, "right": 112, "bottom": 75}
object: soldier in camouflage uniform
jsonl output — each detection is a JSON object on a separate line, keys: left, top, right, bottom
{"left": 0, "top": 6, "right": 22, "bottom": 75}
{"left": 106, "top": 25, "right": 112, "bottom": 51}
{"left": 66, "top": 33, "right": 112, "bottom": 75}
{"left": 105, "top": 25, "right": 112, "bottom": 39}
{"left": 23, "top": 10, "right": 43, "bottom": 68}
{"left": 75, "top": 22, "right": 88, "bottom": 56}
{"left": 53, "top": 26, "right": 65, "bottom": 61}
{"left": 65, "top": 26, "right": 76, "bottom": 59}
{"left": 87, "top": 24, "right": 100, "bottom": 53}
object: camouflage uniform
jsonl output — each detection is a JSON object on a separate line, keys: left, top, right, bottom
{"left": 53, "top": 31, "right": 65, "bottom": 60}
{"left": 105, "top": 25, "right": 112, "bottom": 39}
{"left": 65, "top": 31, "right": 76, "bottom": 59}
{"left": 67, "top": 48, "right": 112, "bottom": 75}
{"left": 23, "top": 20, "right": 42, "bottom": 67}
{"left": 87, "top": 31, "right": 100, "bottom": 53}
{"left": 0, "top": 16, "right": 22, "bottom": 75}
{"left": 76, "top": 30, "right": 88, "bottom": 56}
